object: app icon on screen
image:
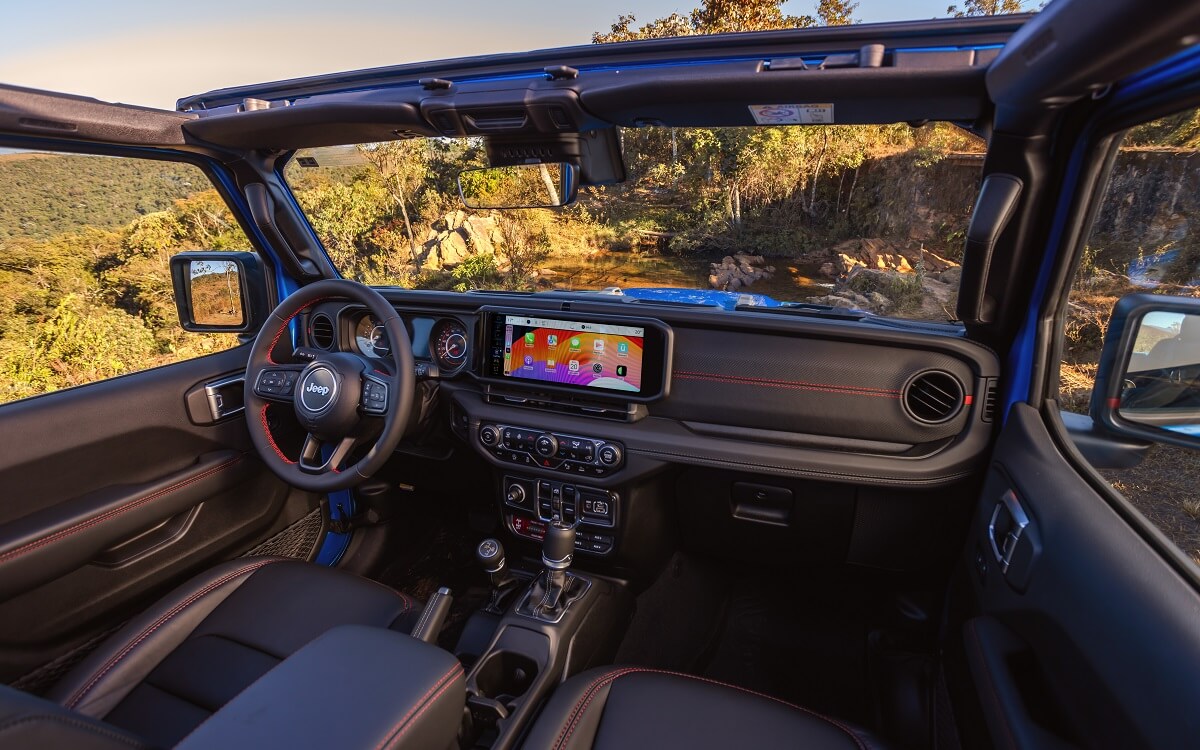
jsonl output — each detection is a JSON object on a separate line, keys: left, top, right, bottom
{"left": 547, "top": 334, "right": 558, "bottom": 346}
{"left": 592, "top": 363, "right": 603, "bottom": 374}
{"left": 593, "top": 339, "right": 605, "bottom": 353}
{"left": 546, "top": 359, "right": 556, "bottom": 369}
{"left": 569, "top": 337, "right": 581, "bottom": 351}
{"left": 568, "top": 360, "right": 580, "bottom": 373}
{"left": 523, "top": 355, "right": 533, "bottom": 367}
{"left": 617, "top": 341, "right": 629, "bottom": 355}
{"left": 524, "top": 332, "right": 535, "bottom": 345}
{"left": 616, "top": 365, "right": 627, "bottom": 377}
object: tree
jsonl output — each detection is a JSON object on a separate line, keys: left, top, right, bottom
{"left": 816, "top": 0, "right": 857, "bottom": 25}
{"left": 357, "top": 141, "right": 430, "bottom": 264}
{"left": 593, "top": 0, "right": 821, "bottom": 43}
{"left": 946, "top": 0, "right": 1025, "bottom": 17}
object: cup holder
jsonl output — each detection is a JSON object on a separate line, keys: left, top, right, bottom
{"left": 472, "top": 649, "right": 539, "bottom": 702}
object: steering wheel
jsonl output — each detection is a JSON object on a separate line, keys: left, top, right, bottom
{"left": 244, "top": 280, "right": 414, "bottom": 492}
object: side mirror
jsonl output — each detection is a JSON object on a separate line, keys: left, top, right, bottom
{"left": 457, "top": 162, "right": 578, "bottom": 209}
{"left": 169, "top": 251, "right": 269, "bottom": 334}
{"left": 1092, "top": 293, "right": 1200, "bottom": 450}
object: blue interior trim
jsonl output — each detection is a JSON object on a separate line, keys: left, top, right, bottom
{"left": 1004, "top": 45, "right": 1200, "bottom": 421}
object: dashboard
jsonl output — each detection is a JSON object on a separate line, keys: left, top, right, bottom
{"left": 298, "top": 291, "right": 1000, "bottom": 570}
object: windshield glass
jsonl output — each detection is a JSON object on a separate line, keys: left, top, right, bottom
{"left": 284, "top": 124, "right": 984, "bottom": 321}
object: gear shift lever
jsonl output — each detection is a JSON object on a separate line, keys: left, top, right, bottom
{"left": 538, "top": 519, "right": 576, "bottom": 611}
{"left": 513, "top": 515, "right": 589, "bottom": 621}
{"left": 476, "top": 538, "right": 519, "bottom": 614}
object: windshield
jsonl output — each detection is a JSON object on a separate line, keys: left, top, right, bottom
{"left": 284, "top": 124, "right": 983, "bottom": 321}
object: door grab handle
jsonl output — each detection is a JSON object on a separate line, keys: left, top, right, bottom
{"left": 988, "top": 489, "right": 1030, "bottom": 574}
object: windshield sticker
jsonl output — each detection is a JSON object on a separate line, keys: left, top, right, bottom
{"left": 748, "top": 103, "right": 835, "bottom": 125}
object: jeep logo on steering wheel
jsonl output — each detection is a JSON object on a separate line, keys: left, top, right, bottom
{"left": 298, "top": 367, "right": 337, "bottom": 413}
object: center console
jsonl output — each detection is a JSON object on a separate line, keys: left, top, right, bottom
{"left": 446, "top": 310, "right": 677, "bottom": 747}
{"left": 453, "top": 308, "right": 675, "bottom": 568}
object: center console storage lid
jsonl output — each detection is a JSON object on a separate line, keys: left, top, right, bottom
{"left": 177, "top": 625, "right": 464, "bottom": 750}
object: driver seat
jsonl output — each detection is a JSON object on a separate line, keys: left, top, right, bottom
{"left": 39, "top": 556, "right": 425, "bottom": 747}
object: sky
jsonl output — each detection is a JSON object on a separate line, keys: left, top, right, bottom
{"left": 1, "top": 0, "right": 970, "bottom": 110}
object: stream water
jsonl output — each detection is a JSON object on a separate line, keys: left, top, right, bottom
{"left": 542, "top": 251, "right": 833, "bottom": 303}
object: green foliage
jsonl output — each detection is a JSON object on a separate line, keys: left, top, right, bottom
{"left": 452, "top": 254, "right": 502, "bottom": 291}
{"left": 0, "top": 153, "right": 201, "bottom": 241}
{"left": 0, "top": 153, "right": 250, "bottom": 405}
{"left": 1127, "top": 110, "right": 1200, "bottom": 150}
{"left": 946, "top": 0, "right": 1026, "bottom": 17}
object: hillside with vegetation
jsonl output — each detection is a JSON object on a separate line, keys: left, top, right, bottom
{"left": 0, "top": 155, "right": 246, "bottom": 403}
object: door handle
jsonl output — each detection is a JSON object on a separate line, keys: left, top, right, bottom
{"left": 987, "top": 489, "right": 1039, "bottom": 591}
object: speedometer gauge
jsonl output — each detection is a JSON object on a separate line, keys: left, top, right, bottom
{"left": 354, "top": 314, "right": 390, "bottom": 358}
{"left": 431, "top": 318, "right": 469, "bottom": 372}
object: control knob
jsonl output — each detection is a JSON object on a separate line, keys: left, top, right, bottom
{"left": 506, "top": 484, "right": 527, "bottom": 506}
{"left": 480, "top": 425, "right": 501, "bottom": 447}
{"left": 534, "top": 433, "right": 559, "bottom": 458}
{"left": 597, "top": 443, "right": 623, "bottom": 466}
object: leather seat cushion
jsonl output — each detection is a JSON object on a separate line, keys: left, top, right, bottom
{"left": 521, "top": 667, "right": 882, "bottom": 750}
{"left": 45, "top": 557, "right": 419, "bottom": 747}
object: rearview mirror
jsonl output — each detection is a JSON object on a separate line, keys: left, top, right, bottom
{"left": 169, "top": 251, "right": 268, "bottom": 334}
{"left": 457, "top": 163, "right": 578, "bottom": 209}
{"left": 1092, "top": 293, "right": 1200, "bottom": 450}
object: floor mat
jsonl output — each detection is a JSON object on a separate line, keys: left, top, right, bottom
{"left": 614, "top": 552, "right": 875, "bottom": 726}
{"left": 371, "top": 500, "right": 495, "bottom": 650}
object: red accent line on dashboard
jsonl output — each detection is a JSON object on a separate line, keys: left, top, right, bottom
{"left": 673, "top": 370, "right": 900, "bottom": 398}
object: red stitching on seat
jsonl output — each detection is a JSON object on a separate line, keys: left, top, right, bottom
{"left": 266, "top": 297, "right": 329, "bottom": 365}
{"left": 64, "top": 558, "right": 281, "bottom": 709}
{"left": 674, "top": 370, "right": 900, "bottom": 398}
{"left": 0, "top": 455, "right": 243, "bottom": 566}
{"left": 373, "top": 664, "right": 463, "bottom": 750}
{"left": 553, "top": 667, "right": 866, "bottom": 750}
{"left": 259, "top": 405, "right": 296, "bottom": 464}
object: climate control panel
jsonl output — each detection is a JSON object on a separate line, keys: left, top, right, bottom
{"left": 479, "top": 423, "right": 624, "bottom": 477}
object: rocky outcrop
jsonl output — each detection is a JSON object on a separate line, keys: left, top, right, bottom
{"left": 807, "top": 265, "right": 961, "bottom": 318}
{"left": 829, "top": 237, "right": 959, "bottom": 278}
{"left": 418, "top": 211, "right": 502, "bottom": 270}
{"left": 709, "top": 253, "right": 776, "bottom": 291}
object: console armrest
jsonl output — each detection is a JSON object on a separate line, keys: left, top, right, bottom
{"left": 177, "top": 625, "right": 464, "bottom": 750}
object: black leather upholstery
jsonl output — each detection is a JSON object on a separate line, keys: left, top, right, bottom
{"left": 177, "top": 625, "right": 464, "bottom": 750}
{"left": 0, "top": 684, "right": 151, "bottom": 749}
{"left": 44, "top": 556, "right": 421, "bottom": 747}
{"left": 521, "top": 667, "right": 884, "bottom": 750}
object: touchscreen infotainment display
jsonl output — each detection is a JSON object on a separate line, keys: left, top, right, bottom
{"left": 499, "top": 315, "right": 645, "bottom": 393}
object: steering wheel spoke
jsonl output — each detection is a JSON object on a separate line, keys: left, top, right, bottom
{"left": 251, "top": 364, "right": 305, "bottom": 402}
{"left": 298, "top": 434, "right": 360, "bottom": 475}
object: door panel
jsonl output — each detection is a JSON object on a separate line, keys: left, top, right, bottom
{"left": 964, "top": 404, "right": 1200, "bottom": 748}
{"left": 0, "top": 345, "right": 309, "bottom": 685}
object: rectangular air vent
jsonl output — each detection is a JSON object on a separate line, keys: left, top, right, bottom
{"left": 981, "top": 378, "right": 998, "bottom": 423}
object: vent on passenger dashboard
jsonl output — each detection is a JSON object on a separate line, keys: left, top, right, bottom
{"left": 903, "top": 370, "right": 964, "bottom": 424}
{"left": 309, "top": 313, "right": 335, "bottom": 350}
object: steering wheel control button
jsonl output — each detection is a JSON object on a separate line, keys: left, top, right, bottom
{"left": 255, "top": 369, "right": 299, "bottom": 399}
{"left": 361, "top": 378, "right": 389, "bottom": 415}
{"left": 482, "top": 423, "right": 623, "bottom": 476}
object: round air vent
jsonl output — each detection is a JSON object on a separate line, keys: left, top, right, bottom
{"left": 903, "top": 370, "right": 965, "bottom": 424}
{"left": 309, "top": 313, "right": 335, "bottom": 350}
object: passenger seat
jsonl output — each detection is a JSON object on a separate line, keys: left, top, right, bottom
{"left": 521, "top": 667, "right": 883, "bottom": 749}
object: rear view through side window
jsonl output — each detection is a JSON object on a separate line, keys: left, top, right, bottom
{"left": 0, "top": 150, "right": 252, "bottom": 405}
{"left": 1059, "top": 106, "right": 1200, "bottom": 566}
